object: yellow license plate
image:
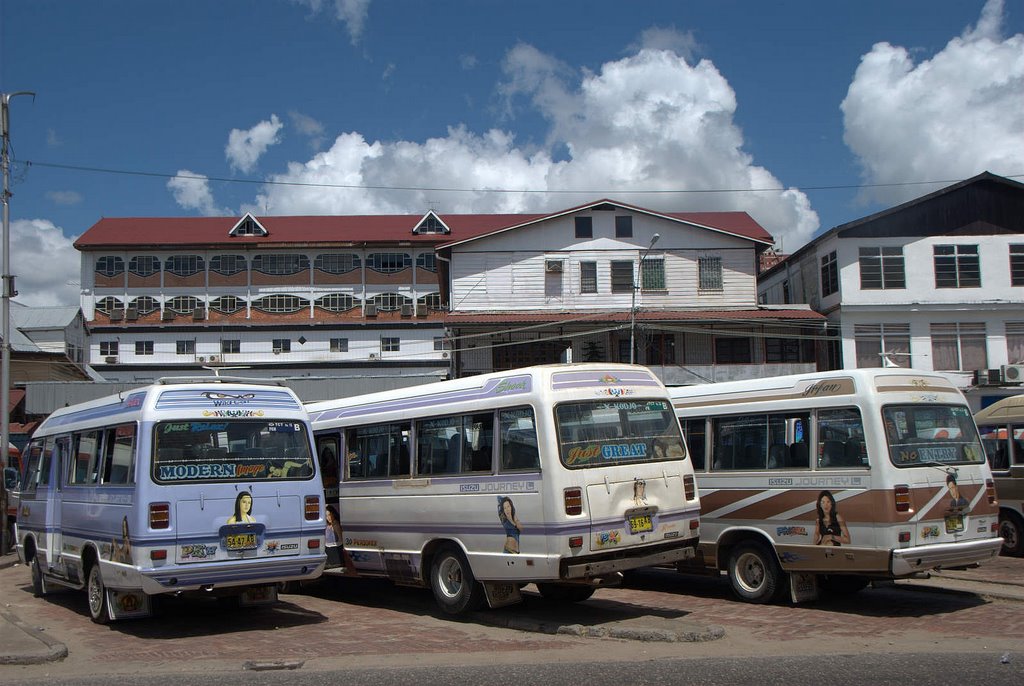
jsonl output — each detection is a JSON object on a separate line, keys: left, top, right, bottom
{"left": 226, "top": 533, "right": 258, "bottom": 551}
{"left": 944, "top": 514, "right": 964, "bottom": 533}
{"left": 628, "top": 514, "right": 653, "bottom": 534}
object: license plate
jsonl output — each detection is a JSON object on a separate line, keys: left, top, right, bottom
{"left": 944, "top": 514, "right": 964, "bottom": 533}
{"left": 628, "top": 514, "right": 653, "bottom": 534}
{"left": 226, "top": 533, "right": 258, "bottom": 551}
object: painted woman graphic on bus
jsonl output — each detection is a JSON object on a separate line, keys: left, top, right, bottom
{"left": 227, "top": 491, "right": 256, "bottom": 524}
{"left": 814, "top": 490, "right": 851, "bottom": 546}
{"left": 497, "top": 496, "right": 522, "bottom": 554}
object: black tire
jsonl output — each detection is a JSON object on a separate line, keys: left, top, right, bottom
{"left": 999, "top": 510, "right": 1024, "bottom": 557}
{"left": 277, "top": 580, "right": 301, "bottom": 594}
{"left": 86, "top": 563, "right": 111, "bottom": 624}
{"left": 536, "top": 583, "right": 596, "bottom": 603}
{"left": 726, "top": 541, "right": 785, "bottom": 604}
{"left": 429, "top": 545, "right": 485, "bottom": 615}
{"left": 29, "top": 553, "right": 46, "bottom": 598}
{"left": 819, "top": 574, "right": 870, "bottom": 595}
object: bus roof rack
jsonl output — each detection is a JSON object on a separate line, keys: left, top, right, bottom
{"left": 155, "top": 375, "right": 286, "bottom": 387}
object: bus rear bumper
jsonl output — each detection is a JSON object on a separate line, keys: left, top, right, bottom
{"left": 891, "top": 537, "right": 1002, "bottom": 577}
{"left": 562, "top": 539, "right": 698, "bottom": 580}
{"left": 137, "top": 555, "right": 326, "bottom": 595}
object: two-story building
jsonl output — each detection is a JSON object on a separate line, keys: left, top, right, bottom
{"left": 757, "top": 172, "right": 1024, "bottom": 409}
{"left": 74, "top": 199, "right": 825, "bottom": 386}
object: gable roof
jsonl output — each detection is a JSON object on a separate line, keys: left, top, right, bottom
{"left": 74, "top": 199, "right": 772, "bottom": 250}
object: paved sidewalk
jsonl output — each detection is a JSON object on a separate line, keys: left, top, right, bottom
{"left": 0, "top": 552, "right": 68, "bottom": 665}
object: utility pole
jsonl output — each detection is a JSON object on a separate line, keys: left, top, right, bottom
{"left": 629, "top": 233, "right": 659, "bottom": 365}
{"left": 1, "top": 91, "right": 35, "bottom": 556}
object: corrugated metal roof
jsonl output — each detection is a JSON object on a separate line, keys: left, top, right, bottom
{"left": 11, "top": 305, "right": 79, "bottom": 330}
{"left": 443, "top": 308, "right": 824, "bottom": 324}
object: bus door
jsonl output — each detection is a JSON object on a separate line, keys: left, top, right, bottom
{"left": 45, "top": 436, "right": 69, "bottom": 574}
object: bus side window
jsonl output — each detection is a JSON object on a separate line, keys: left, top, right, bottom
{"left": 499, "top": 408, "right": 539, "bottom": 471}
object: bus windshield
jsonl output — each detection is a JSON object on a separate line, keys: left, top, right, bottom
{"left": 556, "top": 399, "right": 686, "bottom": 469}
{"left": 882, "top": 404, "right": 985, "bottom": 467}
{"left": 153, "top": 420, "right": 315, "bottom": 483}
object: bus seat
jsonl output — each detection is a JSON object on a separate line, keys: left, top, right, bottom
{"left": 446, "top": 435, "right": 463, "bottom": 474}
{"left": 822, "top": 440, "right": 845, "bottom": 467}
{"left": 159, "top": 447, "right": 183, "bottom": 461}
{"left": 738, "top": 444, "right": 762, "bottom": 469}
{"left": 768, "top": 444, "right": 788, "bottom": 469}
{"left": 396, "top": 445, "right": 410, "bottom": 476}
{"left": 840, "top": 440, "right": 863, "bottom": 467}
{"left": 789, "top": 442, "right": 809, "bottom": 468}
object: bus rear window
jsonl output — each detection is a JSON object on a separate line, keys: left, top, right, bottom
{"left": 883, "top": 404, "right": 985, "bottom": 467}
{"left": 153, "top": 420, "right": 314, "bottom": 483}
{"left": 556, "top": 400, "right": 686, "bottom": 469}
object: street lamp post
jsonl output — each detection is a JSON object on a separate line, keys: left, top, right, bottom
{"left": 629, "top": 233, "right": 660, "bottom": 365}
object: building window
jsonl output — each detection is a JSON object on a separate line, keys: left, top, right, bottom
{"left": 641, "top": 257, "right": 665, "bottom": 291}
{"left": 1010, "top": 245, "right": 1024, "bottom": 286}
{"left": 221, "top": 339, "right": 241, "bottom": 354}
{"left": 820, "top": 250, "right": 838, "bottom": 297}
{"left": 99, "top": 341, "right": 118, "bottom": 357}
{"left": 135, "top": 341, "right": 154, "bottom": 356}
{"left": 419, "top": 292, "right": 443, "bottom": 311}
{"left": 372, "top": 292, "right": 412, "bottom": 312}
{"left": 416, "top": 253, "right": 437, "bottom": 272}
{"left": 765, "top": 332, "right": 814, "bottom": 363}
{"left": 1007, "top": 322, "right": 1024, "bottom": 364}
{"left": 715, "top": 336, "right": 752, "bottom": 364}
{"left": 175, "top": 340, "right": 195, "bottom": 355}
{"left": 580, "top": 261, "right": 597, "bottom": 294}
{"left": 931, "top": 323, "right": 986, "bottom": 371}
{"left": 330, "top": 338, "right": 349, "bottom": 353}
{"left": 253, "top": 294, "right": 306, "bottom": 313}
{"left": 315, "top": 253, "right": 360, "bottom": 274}
{"left": 317, "top": 293, "right": 356, "bottom": 312}
{"left": 166, "top": 296, "right": 200, "bottom": 314}
{"left": 855, "top": 323, "right": 910, "bottom": 368}
{"left": 381, "top": 337, "right": 400, "bottom": 353}
{"left": 210, "top": 295, "right": 244, "bottom": 314}
{"left": 272, "top": 338, "right": 291, "bottom": 353}
{"left": 415, "top": 214, "right": 447, "bottom": 234}
{"left": 165, "top": 255, "right": 204, "bottom": 277}
{"left": 934, "top": 245, "right": 980, "bottom": 288}
{"left": 128, "top": 255, "right": 160, "bottom": 277}
{"left": 366, "top": 253, "right": 411, "bottom": 274}
{"left": 129, "top": 296, "right": 159, "bottom": 315}
{"left": 699, "top": 256, "right": 723, "bottom": 291}
{"left": 782, "top": 280, "right": 791, "bottom": 304}
{"left": 575, "top": 216, "right": 593, "bottom": 239}
{"left": 646, "top": 334, "right": 675, "bottom": 365}
{"left": 95, "top": 296, "right": 123, "bottom": 314}
{"left": 611, "top": 260, "right": 633, "bottom": 293}
{"left": 859, "top": 247, "right": 905, "bottom": 289}
{"left": 231, "top": 217, "right": 266, "bottom": 236}
{"left": 210, "top": 254, "right": 247, "bottom": 276}
{"left": 252, "top": 254, "right": 309, "bottom": 275}
{"left": 615, "top": 216, "right": 633, "bottom": 238}
{"left": 95, "top": 256, "right": 124, "bottom": 277}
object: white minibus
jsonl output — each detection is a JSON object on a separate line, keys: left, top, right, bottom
{"left": 15, "top": 377, "right": 326, "bottom": 622}
{"left": 669, "top": 369, "right": 1002, "bottom": 603}
{"left": 973, "top": 395, "right": 1024, "bottom": 556}
{"left": 307, "top": 363, "right": 700, "bottom": 614}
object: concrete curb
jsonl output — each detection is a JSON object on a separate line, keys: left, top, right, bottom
{"left": 0, "top": 609, "right": 68, "bottom": 665}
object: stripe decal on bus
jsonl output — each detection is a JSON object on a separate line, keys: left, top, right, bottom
{"left": 43, "top": 392, "right": 149, "bottom": 429}
{"left": 155, "top": 389, "right": 301, "bottom": 411}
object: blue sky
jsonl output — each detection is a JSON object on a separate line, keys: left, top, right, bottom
{"left": 1, "top": 0, "right": 1021, "bottom": 306}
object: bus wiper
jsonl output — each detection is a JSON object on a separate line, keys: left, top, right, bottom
{"left": 921, "top": 461, "right": 959, "bottom": 478}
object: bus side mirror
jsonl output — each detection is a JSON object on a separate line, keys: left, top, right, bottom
{"left": 3, "top": 467, "right": 17, "bottom": 489}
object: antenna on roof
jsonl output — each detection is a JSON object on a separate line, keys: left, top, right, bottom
{"left": 204, "top": 365, "right": 251, "bottom": 377}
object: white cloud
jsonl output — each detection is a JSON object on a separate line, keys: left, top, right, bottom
{"left": 289, "top": 110, "right": 326, "bottom": 150}
{"left": 630, "top": 26, "right": 699, "bottom": 63}
{"left": 226, "top": 114, "right": 284, "bottom": 174}
{"left": 460, "top": 54, "right": 478, "bottom": 70}
{"left": 46, "top": 190, "right": 82, "bottom": 206}
{"left": 46, "top": 129, "right": 62, "bottom": 147}
{"left": 842, "top": 0, "right": 1024, "bottom": 206}
{"left": 293, "top": 0, "right": 370, "bottom": 45}
{"left": 167, "top": 170, "right": 225, "bottom": 216}
{"left": 248, "top": 40, "right": 820, "bottom": 249}
{"left": 8, "top": 219, "right": 80, "bottom": 307}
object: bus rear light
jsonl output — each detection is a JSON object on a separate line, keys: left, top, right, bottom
{"left": 564, "top": 488, "right": 583, "bottom": 515}
{"left": 683, "top": 475, "right": 696, "bottom": 501}
{"left": 150, "top": 549, "right": 167, "bottom": 561}
{"left": 992, "top": 522, "right": 1000, "bottom": 534}
{"left": 568, "top": 536, "right": 583, "bottom": 549}
{"left": 304, "top": 495, "right": 320, "bottom": 521}
{"left": 898, "top": 531, "right": 911, "bottom": 543}
{"left": 985, "top": 479, "right": 997, "bottom": 505}
{"left": 894, "top": 485, "right": 912, "bottom": 513}
{"left": 689, "top": 519, "right": 700, "bottom": 531}
{"left": 149, "top": 502, "right": 170, "bottom": 529}
{"left": 307, "top": 539, "right": 320, "bottom": 550}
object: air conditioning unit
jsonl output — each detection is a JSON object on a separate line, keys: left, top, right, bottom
{"left": 109, "top": 308, "right": 124, "bottom": 322}
{"left": 161, "top": 310, "right": 175, "bottom": 321}
{"left": 441, "top": 351, "right": 450, "bottom": 359}
{"left": 544, "top": 259, "right": 564, "bottom": 273}
{"left": 104, "top": 356, "right": 118, "bottom": 364}
{"left": 415, "top": 304, "right": 428, "bottom": 317}
{"left": 209, "top": 355, "right": 220, "bottom": 363}
{"left": 192, "top": 306, "right": 205, "bottom": 321}
{"left": 1003, "top": 364, "right": 1024, "bottom": 384}
{"left": 124, "top": 307, "right": 139, "bottom": 321}
{"left": 364, "top": 303, "right": 378, "bottom": 317}
{"left": 368, "top": 352, "right": 380, "bottom": 360}
{"left": 197, "top": 356, "right": 206, "bottom": 363}
{"left": 974, "top": 369, "right": 1003, "bottom": 386}
{"left": 401, "top": 304, "right": 414, "bottom": 317}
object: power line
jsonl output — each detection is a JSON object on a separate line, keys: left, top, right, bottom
{"left": 25, "top": 159, "right": 1024, "bottom": 196}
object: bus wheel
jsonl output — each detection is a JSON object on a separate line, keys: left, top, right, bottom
{"left": 819, "top": 574, "right": 870, "bottom": 595}
{"left": 86, "top": 563, "right": 111, "bottom": 624}
{"left": 430, "top": 545, "right": 485, "bottom": 615}
{"left": 536, "top": 583, "right": 595, "bottom": 603}
{"left": 727, "top": 541, "right": 783, "bottom": 604}
{"left": 29, "top": 554, "right": 47, "bottom": 598}
{"left": 999, "top": 511, "right": 1024, "bottom": 557}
